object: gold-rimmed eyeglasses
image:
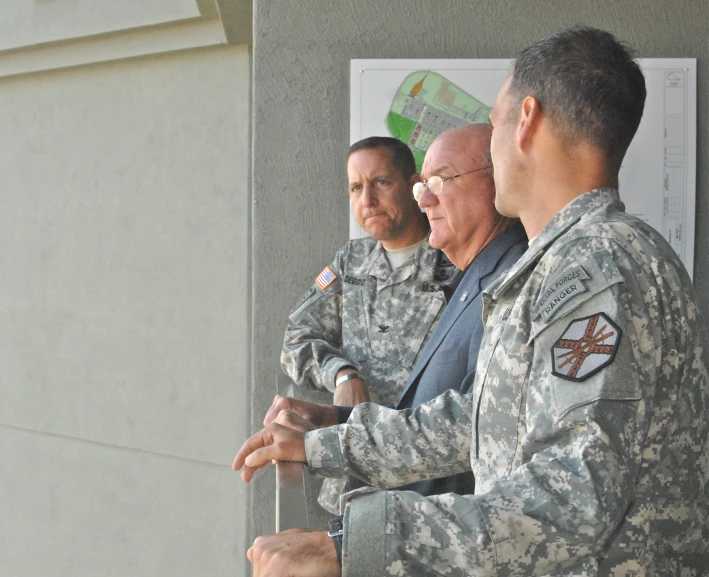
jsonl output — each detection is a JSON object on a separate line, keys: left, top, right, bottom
{"left": 412, "top": 165, "right": 492, "bottom": 202}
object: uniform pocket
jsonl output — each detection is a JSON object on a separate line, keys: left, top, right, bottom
{"left": 400, "top": 294, "right": 445, "bottom": 368}
{"left": 342, "top": 288, "right": 370, "bottom": 361}
{"left": 475, "top": 324, "right": 532, "bottom": 485}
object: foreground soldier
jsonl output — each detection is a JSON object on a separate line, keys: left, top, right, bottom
{"left": 236, "top": 26, "right": 709, "bottom": 576}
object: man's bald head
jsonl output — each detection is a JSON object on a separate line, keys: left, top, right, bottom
{"left": 429, "top": 124, "right": 493, "bottom": 163}
{"left": 424, "top": 124, "right": 494, "bottom": 198}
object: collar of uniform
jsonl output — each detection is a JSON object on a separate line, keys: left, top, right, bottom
{"left": 379, "top": 235, "right": 436, "bottom": 288}
{"left": 353, "top": 242, "right": 391, "bottom": 280}
{"left": 491, "top": 187, "right": 620, "bottom": 299}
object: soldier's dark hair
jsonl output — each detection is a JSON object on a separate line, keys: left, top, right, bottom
{"left": 348, "top": 137, "right": 417, "bottom": 180}
{"left": 510, "top": 26, "right": 646, "bottom": 175}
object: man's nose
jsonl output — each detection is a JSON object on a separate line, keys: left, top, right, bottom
{"left": 417, "top": 184, "right": 437, "bottom": 208}
{"left": 360, "top": 183, "right": 377, "bottom": 206}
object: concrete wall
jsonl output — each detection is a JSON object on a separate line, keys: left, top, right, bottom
{"left": 0, "top": 25, "right": 251, "bottom": 577}
{"left": 0, "top": 0, "right": 232, "bottom": 79}
{"left": 251, "top": 0, "right": 709, "bottom": 540}
{"left": 0, "top": 0, "right": 201, "bottom": 50}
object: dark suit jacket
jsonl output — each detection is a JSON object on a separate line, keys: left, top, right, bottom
{"left": 342, "top": 222, "right": 527, "bottom": 498}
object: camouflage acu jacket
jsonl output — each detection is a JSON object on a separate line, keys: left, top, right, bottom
{"left": 281, "top": 235, "right": 457, "bottom": 405}
{"left": 305, "top": 188, "right": 709, "bottom": 576}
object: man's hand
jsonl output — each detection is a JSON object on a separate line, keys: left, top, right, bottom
{"left": 264, "top": 395, "right": 340, "bottom": 429}
{"left": 248, "top": 529, "right": 341, "bottom": 577}
{"left": 333, "top": 377, "right": 370, "bottom": 406}
{"left": 233, "top": 423, "right": 307, "bottom": 482}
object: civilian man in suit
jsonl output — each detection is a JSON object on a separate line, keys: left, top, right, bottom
{"left": 262, "top": 123, "right": 527, "bottom": 499}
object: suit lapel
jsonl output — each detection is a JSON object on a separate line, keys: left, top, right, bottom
{"left": 396, "top": 223, "right": 527, "bottom": 407}
{"left": 397, "top": 261, "right": 483, "bottom": 402}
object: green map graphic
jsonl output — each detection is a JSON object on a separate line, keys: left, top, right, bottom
{"left": 387, "top": 71, "right": 491, "bottom": 171}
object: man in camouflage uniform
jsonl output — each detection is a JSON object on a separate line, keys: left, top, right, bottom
{"left": 282, "top": 136, "right": 456, "bottom": 511}
{"left": 235, "top": 27, "right": 709, "bottom": 576}
{"left": 281, "top": 136, "right": 455, "bottom": 407}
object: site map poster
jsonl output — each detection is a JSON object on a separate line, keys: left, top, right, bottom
{"left": 351, "top": 59, "right": 697, "bottom": 278}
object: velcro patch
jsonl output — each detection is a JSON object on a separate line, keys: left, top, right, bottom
{"left": 315, "top": 266, "right": 337, "bottom": 290}
{"left": 551, "top": 312, "right": 621, "bottom": 382}
{"left": 533, "top": 265, "right": 589, "bottom": 322}
{"left": 343, "top": 275, "right": 365, "bottom": 286}
{"left": 420, "top": 283, "right": 441, "bottom": 293}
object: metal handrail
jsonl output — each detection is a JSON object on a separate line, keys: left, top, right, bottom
{"left": 275, "top": 378, "right": 310, "bottom": 531}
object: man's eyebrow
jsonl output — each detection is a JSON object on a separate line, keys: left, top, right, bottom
{"left": 350, "top": 172, "right": 394, "bottom": 184}
{"left": 353, "top": 172, "right": 394, "bottom": 184}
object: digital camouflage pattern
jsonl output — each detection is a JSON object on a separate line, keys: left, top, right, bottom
{"left": 282, "top": 234, "right": 457, "bottom": 514}
{"left": 281, "top": 235, "right": 456, "bottom": 403}
{"left": 306, "top": 188, "right": 709, "bottom": 576}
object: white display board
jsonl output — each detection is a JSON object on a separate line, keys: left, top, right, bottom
{"left": 350, "top": 59, "right": 697, "bottom": 278}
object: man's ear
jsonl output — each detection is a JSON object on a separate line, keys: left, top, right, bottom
{"left": 517, "top": 96, "right": 542, "bottom": 150}
{"left": 410, "top": 172, "right": 422, "bottom": 186}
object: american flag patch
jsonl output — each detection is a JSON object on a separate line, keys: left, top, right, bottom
{"left": 315, "top": 266, "right": 337, "bottom": 290}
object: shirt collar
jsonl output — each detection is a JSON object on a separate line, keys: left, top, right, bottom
{"left": 491, "top": 187, "right": 621, "bottom": 299}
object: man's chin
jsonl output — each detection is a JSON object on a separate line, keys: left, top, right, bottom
{"left": 494, "top": 192, "right": 519, "bottom": 218}
{"left": 427, "top": 231, "right": 447, "bottom": 250}
{"left": 362, "top": 223, "right": 391, "bottom": 240}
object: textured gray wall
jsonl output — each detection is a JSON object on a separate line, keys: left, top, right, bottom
{"left": 251, "top": 0, "right": 709, "bottom": 540}
{"left": 0, "top": 46, "right": 252, "bottom": 576}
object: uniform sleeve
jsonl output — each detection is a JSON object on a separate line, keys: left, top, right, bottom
{"left": 280, "top": 249, "right": 356, "bottom": 393}
{"left": 340, "top": 400, "right": 641, "bottom": 576}
{"left": 337, "top": 240, "right": 667, "bottom": 577}
{"left": 305, "top": 388, "right": 473, "bottom": 486}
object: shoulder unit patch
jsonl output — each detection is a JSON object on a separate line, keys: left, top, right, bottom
{"left": 315, "top": 266, "right": 337, "bottom": 290}
{"left": 551, "top": 312, "right": 621, "bottom": 382}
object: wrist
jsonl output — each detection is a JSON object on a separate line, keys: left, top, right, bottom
{"left": 327, "top": 518, "right": 344, "bottom": 567}
{"left": 335, "top": 372, "right": 360, "bottom": 388}
{"left": 334, "top": 405, "right": 354, "bottom": 424}
{"left": 321, "top": 405, "right": 342, "bottom": 428}
{"left": 324, "top": 362, "right": 358, "bottom": 394}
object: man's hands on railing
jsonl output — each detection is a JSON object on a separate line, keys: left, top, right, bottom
{"left": 264, "top": 395, "right": 340, "bottom": 429}
{"left": 233, "top": 421, "right": 307, "bottom": 482}
{"left": 235, "top": 394, "right": 345, "bottom": 576}
{"left": 234, "top": 395, "right": 340, "bottom": 482}
{"left": 248, "top": 529, "right": 341, "bottom": 577}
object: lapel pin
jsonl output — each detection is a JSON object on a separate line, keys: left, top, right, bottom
{"left": 460, "top": 291, "right": 469, "bottom": 302}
